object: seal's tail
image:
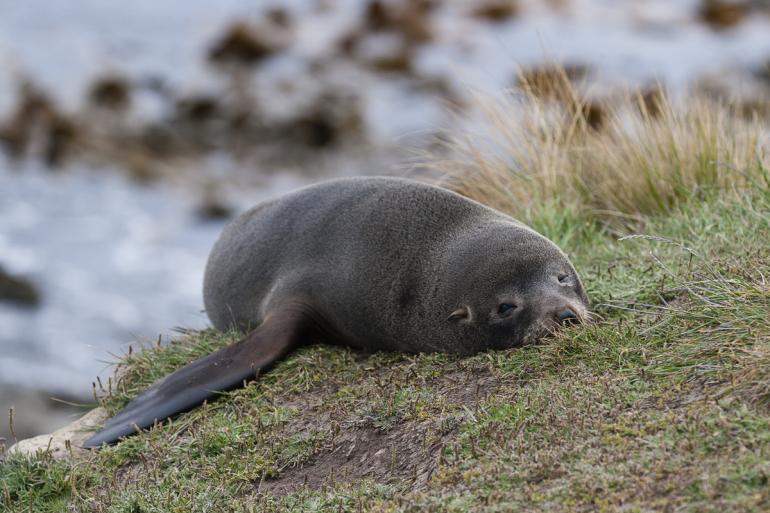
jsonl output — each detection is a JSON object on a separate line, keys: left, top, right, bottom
{"left": 83, "top": 305, "right": 314, "bottom": 448}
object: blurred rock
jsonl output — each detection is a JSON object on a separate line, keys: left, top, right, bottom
{"left": 175, "top": 95, "right": 222, "bottom": 125}
{"left": 344, "top": 28, "right": 417, "bottom": 75}
{"left": 196, "top": 197, "right": 233, "bottom": 221}
{"left": 44, "top": 114, "right": 79, "bottom": 168}
{"left": 516, "top": 63, "right": 590, "bottom": 102}
{"left": 169, "top": 94, "right": 228, "bottom": 151}
{"left": 578, "top": 100, "right": 605, "bottom": 131}
{"left": 471, "top": 1, "right": 519, "bottom": 22}
{"left": 294, "top": 114, "right": 338, "bottom": 148}
{"left": 365, "top": 0, "right": 395, "bottom": 32}
{"left": 265, "top": 7, "right": 292, "bottom": 29}
{"left": 0, "top": 81, "right": 80, "bottom": 168}
{"left": 7, "top": 407, "right": 107, "bottom": 458}
{"left": 285, "top": 91, "right": 364, "bottom": 149}
{"left": 87, "top": 74, "right": 132, "bottom": 111}
{"left": 638, "top": 85, "right": 665, "bottom": 119}
{"left": 0, "top": 81, "right": 56, "bottom": 160}
{"left": 337, "top": 30, "right": 361, "bottom": 57}
{"left": 208, "top": 21, "right": 291, "bottom": 68}
{"left": 369, "top": 45, "right": 414, "bottom": 74}
{"left": 698, "top": 0, "right": 750, "bottom": 30}
{"left": 0, "top": 266, "right": 40, "bottom": 307}
{"left": 363, "top": 0, "right": 434, "bottom": 43}
{"left": 137, "top": 122, "right": 187, "bottom": 159}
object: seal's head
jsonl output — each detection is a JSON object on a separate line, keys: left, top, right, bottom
{"left": 438, "top": 221, "right": 589, "bottom": 354}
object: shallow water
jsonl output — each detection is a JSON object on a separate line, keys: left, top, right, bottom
{"left": 0, "top": 162, "right": 225, "bottom": 394}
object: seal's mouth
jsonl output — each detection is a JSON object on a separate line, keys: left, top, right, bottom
{"left": 519, "top": 309, "right": 592, "bottom": 347}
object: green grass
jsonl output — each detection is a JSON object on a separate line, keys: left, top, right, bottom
{"left": 3, "top": 183, "right": 767, "bottom": 512}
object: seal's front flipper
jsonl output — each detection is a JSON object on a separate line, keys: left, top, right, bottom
{"left": 83, "top": 306, "right": 313, "bottom": 448}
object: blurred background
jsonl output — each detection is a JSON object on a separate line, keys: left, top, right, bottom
{"left": 1, "top": 0, "right": 769, "bottom": 442}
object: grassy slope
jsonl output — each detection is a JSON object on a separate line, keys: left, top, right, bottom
{"left": 2, "top": 94, "right": 769, "bottom": 512}
{"left": 3, "top": 188, "right": 768, "bottom": 513}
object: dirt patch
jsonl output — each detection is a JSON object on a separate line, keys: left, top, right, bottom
{"left": 434, "top": 370, "right": 500, "bottom": 406}
{"left": 255, "top": 363, "right": 500, "bottom": 497}
{"left": 257, "top": 420, "right": 449, "bottom": 496}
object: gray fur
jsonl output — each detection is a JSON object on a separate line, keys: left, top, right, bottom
{"left": 203, "top": 176, "right": 588, "bottom": 355}
{"left": 84, "top": 177, "right": 588, "bottom": 447}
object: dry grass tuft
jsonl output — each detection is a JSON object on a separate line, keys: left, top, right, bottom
{"left": 436, "top": 68, "right": 769, "bottom": 229}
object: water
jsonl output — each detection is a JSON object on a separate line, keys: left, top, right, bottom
{"left": 0, "top": 162, "right": 224, "bottom": 394}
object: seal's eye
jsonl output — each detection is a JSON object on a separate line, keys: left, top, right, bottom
{"left": 558, "top": 273, "right": 569, "bottom": 284}
{"left": 498, "top": 303, "right": 517, "bottom": 315}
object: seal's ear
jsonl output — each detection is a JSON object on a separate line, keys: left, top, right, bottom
{"left": 447, "top": 305, "right": 471, "bottom": 322}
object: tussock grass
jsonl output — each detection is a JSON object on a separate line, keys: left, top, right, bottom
{"left": 2, "top": 77, "right": 770, "bottom": 512}
{"left": 438, "top": 68, "right": 769, "bottom": 229}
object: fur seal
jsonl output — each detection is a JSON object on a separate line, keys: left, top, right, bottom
{"left": 85, "top": 176, "right": 588, "bottom": 447}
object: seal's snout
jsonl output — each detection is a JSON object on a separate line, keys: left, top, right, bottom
{"left": 556, "top": 308, "right": 580, "bottom": 325}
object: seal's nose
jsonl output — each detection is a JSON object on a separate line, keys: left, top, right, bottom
{"left": 556, "top": 308, "right": 579, "bottom": 325}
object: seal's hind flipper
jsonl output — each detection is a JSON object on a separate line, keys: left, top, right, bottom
{"left": 83, "top": 307, "right": 313, "bottom": 448}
